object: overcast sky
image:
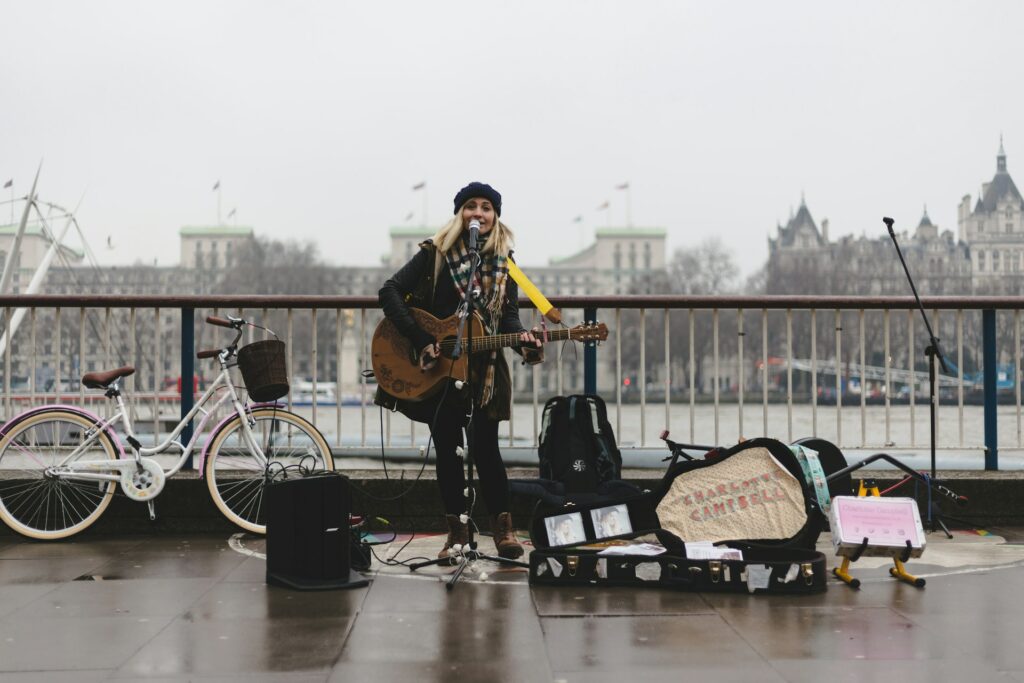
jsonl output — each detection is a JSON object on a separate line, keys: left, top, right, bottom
{"left": 2, "top": 1, "right": 1022, "bottom": 279}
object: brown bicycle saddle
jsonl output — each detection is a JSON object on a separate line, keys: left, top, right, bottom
{"left": 81, "top": 366, "right": 136, "bottom": 389}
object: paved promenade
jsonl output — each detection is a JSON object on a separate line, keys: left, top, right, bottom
{"left": 2, "top": 528, "right": 1024, "bottom": 681}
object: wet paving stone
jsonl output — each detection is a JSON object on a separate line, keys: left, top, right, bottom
{"left": 0, "top": 671, "right": 115, "bottom": 683}
{"left": 532, "top": 583, "right": 714, "bottom": 616}
{"left": 11, "top": 577, "right": 217, "bottom": 618}
{"left": 0, "top": 532, "right": 1023, "bottom": 679}
{"left": 115, "top": 616, "right": 354, "bottom": 677}
{"left": 0, "top": 615, "right": 174, "bottom": 671}
{"left": 0, "top": 582, "right": 59, "bottom": 618}
{"left": 187, "top": 581, "right": 367, "bottom": 620}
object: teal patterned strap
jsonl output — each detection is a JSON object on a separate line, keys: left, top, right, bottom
{"left": 790, "top": 445, "right": 831, "bottom": 514}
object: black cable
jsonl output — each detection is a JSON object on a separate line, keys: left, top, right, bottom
{"left": 357, "top": 364, "right": 454, "bottom": 503}
{"left": 352, "top": 356, "right": 460, "bottom": 566}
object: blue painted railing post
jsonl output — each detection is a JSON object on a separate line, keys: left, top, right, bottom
{"left": 584, "top": 306, "right": 598, "bottom": 395}
{"left": 983, "top": 308, "right": 998, "bottom": 470}
{"left": 181, "top": 307, "right": 195, "bottom": 470}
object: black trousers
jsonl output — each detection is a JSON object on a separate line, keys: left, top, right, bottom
{"left": 429, "top": 406, "right": 510, "bottom": 516}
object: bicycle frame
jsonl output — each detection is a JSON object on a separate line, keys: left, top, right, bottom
{"left": 45, "top": 352, "right": 270, "bottom": 485}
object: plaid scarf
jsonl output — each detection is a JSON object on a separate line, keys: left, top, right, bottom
{"left": 445, "top": 232, "right": 509, "bottom": 407}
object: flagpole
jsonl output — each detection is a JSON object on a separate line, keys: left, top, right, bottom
{"left": 626, "top": 186, "right": 632, "bottom": 227}
{"left": 596, "top": 201, "right": 610, "bottom": 229}
{"left": 616, "top": 182, "right": 632, "bottom": 227}
{"left": 217, "top": 186, "right": 222, "bottom": 225}
{"left": 413, "top": 182, "right": 428, "bottom": 227}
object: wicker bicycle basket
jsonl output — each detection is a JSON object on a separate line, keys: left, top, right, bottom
{"left": 237, "top": 339, "right": 289, "bottom": 402}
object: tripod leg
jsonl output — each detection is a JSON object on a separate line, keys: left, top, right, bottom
{"left": 929, "top": 502, "right": 953, "bottom": 539}
{"left": 446, "top": 553, "right": 471, "bottom": 590}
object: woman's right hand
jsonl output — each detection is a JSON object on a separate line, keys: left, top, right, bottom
{"left": 419, "top": 342, "right": 440, "bottom": 371}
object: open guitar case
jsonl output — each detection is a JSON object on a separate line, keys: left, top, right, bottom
{"left": 528, "top": 437, "right": 835, "bottom": 594}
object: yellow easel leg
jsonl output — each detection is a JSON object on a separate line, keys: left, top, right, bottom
{"left": 890, "top": 558, "right": 926, "bottom": 588}
{"left": 833, "top": 556, "right": 861, "bottom": 589}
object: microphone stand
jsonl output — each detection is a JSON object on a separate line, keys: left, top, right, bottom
{"left": 409, "top": 230, "right": 528, "bottom": 589}
{"left": 885, "top": 217, "right": 954, "bottom": 538}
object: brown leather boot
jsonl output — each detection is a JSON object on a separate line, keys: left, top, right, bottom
{"left": 437, "top": 514, "right": 469, "bottom": 561}
{"left": 491, "top": 512, "right": 524, "bottom": 559}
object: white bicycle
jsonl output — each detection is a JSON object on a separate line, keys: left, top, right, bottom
{"left": 0, "top": 314, "right": 334, "bottom": 540}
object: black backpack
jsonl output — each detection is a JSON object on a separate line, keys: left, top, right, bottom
{"left": 538, "top": 395, "right": 622, "bottom": 493}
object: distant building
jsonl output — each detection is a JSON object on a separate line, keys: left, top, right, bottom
{"left": 958, "top": 138, "right": 1024, "bottom": 289}
{"left": 832, "top": 209, "right": 970, "bottom": 295}
{"left": 387, "top": 227, "right": 433, "bottom": 269}
{"left": 767, "top": 198, "right": 833, "bottom": 278}
{"left": 0, "top": 220, "right": 84, "bottom": 293}
{"left": 767, "top": 198, "right": 970, "bottom": 295}
{"left": 542, "top": 227, "right": 667, "bottom": 295}
{"left": 179, "top": 225, "right": 254, "bottom": 270}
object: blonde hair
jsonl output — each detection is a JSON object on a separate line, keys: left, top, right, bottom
{"left": 431, "top": 203, "right": 514, "bottom": 257}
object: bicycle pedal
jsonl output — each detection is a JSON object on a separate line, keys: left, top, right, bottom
{"left": 147, "top": 501, "right": 157, "bottom": 521}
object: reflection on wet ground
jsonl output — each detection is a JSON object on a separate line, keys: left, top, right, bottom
{"left": 1, "top": 529, "right": 1023, "bottom": 681}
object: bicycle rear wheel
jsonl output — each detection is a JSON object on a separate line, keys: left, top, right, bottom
{"left": 204, "top": 408, "right": 334, "bottom": 533}
{"left": 0, "top": 410, "right": 118, "bottom": 540}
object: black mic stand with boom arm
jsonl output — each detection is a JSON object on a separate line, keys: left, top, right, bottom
{"left": 408, "top": 221, "right": 528, "bottom": 589}
{"left": 884, "top": 216, "right": 955, "bottom": 538}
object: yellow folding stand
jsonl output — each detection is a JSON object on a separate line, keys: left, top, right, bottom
{"left": 833, "top": 481, "right": 926, "bottom": 589}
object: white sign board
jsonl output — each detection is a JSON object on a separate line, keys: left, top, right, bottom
{"left": 829, "top": 496, "right": 926, "bottom": 560}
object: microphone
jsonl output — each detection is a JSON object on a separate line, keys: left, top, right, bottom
{"left": 468, "top": 219, "right": 481, "bottom": 251}
{"left": 882, "top": 216, "right": 895, "bottom": 237}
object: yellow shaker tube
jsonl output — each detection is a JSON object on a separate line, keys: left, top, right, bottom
{"left": 508, "top": 261, "right": 561, "bottom": 324}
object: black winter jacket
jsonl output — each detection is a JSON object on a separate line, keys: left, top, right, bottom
{"left": 374, "top": 240, "right": 527, "bottom": 422}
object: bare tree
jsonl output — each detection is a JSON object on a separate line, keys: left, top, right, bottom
{"left": 218, "top": 237, "right": 326, "bottom": 295}
{"left": 628, "top": 239, "right": 740, "bottom": 398}
{"left": 203, "top": 237, "right": 338, "bottom": 380}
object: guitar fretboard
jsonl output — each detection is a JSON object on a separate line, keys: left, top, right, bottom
{"left": 437, "top": 327, "right": 577, "bottom": 353}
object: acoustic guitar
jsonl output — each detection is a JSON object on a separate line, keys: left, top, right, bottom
{"left": 371, "top": 308, "right": 608, "bottom": 402}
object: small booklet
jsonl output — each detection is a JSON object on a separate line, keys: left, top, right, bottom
{"left": 684, "top": 541, "right": 744, "bottom": 561}
{"left": 597, "top": 542, "right": 667, "bottom": 556}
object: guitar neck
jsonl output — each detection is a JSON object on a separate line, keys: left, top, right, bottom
{"left": 467, "top": 327, "right": 574, "bottom": 353}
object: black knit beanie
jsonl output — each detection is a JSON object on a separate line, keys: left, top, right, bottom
{"left": 453, "top": 182, "right": 502, "bottom": 216}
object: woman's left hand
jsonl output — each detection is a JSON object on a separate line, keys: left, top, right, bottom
{"left": 519, "top": 328, "right": 544, "bottom": 364}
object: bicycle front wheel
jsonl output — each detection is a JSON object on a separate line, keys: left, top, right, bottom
{"left": 0, "top": 410, "right": 119, "bottom": 540}
{"left": 204, "top": 408, "right": 334, "bottom": 533}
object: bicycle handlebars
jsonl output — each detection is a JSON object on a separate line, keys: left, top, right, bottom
{"left": 201, "top": 315, "right": 247, "bottom": 360}
{"left": 206, "top": 315, "right": 240, "bottom": 328}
